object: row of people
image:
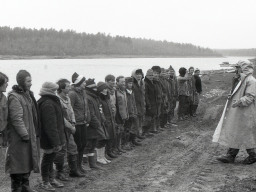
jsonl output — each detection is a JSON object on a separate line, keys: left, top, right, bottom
{"left": 0, "top": 65, "right": 202, "bottom": 191}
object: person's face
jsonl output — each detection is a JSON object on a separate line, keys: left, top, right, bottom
{"left": 189, "top": 68, "right": 194, "bottom": 74}
{"left": 146, "top": 74, "right": 153, "bottom": 81}
{"left": 194, "top": 71, "right": 200, "bottom": 76}
{"left": 80, "top": 81, "right": 86, "bottom": 89}
{"left": 242, "top": 66, "right": 252, "bottom": 74}
{"left": 236, "top": 67, "right": 242, "bottom": 74}
{"left": 117, "top": 78, "right": 126, "bottom": 89}
{"left": 153, "top": 71, "right": 159, "bottom": 80}
{"left": 127, "top": 82, "right": 133, "bottom": 89}
{"left": 24, "top": 76, "right": 32, "bottom": 91}
{"left": 135, "top": 73, "right": 142, "bottom": 81}
{"left": 62, "top": 83, "right": 71, "bottom": 94}
{"left": 106, "top": 80, "right": 115, "bottom": 88}
{"left": 166, "top": 70, "right": 171, "bottom": 77}
{"left": 170, "top": 70, "right": 175, "bottom": 76}
{"left": 101, "top": 88, "right": 108, "bottom": 95}
{"left": 0, "top": 78, "right": 8, "bottom": 92}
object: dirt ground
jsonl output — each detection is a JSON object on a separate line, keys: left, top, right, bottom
{"left": 1, "top": 71, "right": 256, "bottom": 192}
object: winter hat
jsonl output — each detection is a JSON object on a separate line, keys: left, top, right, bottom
{"left": 135, "top": 69, "right": 143, "bottom": 75}
{"left": 195, "top": 68, "right": 200, "bottom": 73}
{"left": 86, "top": 78, "right": 97, "bottom": 88}
{"left": 39, "top": 82, "right": 59, "bottom": 96}
{"left": 237, "top": 60, "right": 253, "bottom": 69}
{"left": 151, "top": 66, "right": 161, "bottom": 74}
{"left": 72, "top": 72, "right": 85, "bottom": 87}
{"left": 16, "top": 70, "right": 31, "bottom": 87}
{"left": 146, "top": 69, "right": 153, "bottom": 76}
{"left": 97, "top": 81, "right": 108, "bottom": 92}
{"left": 125, "top": 77, "right": 133, "bottom": 85}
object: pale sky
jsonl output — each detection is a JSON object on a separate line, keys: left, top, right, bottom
{"left": 1, "top": 0, "right": 256, "bottom": 49}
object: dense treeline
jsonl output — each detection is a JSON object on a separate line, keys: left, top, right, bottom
{"left": 0, "top": 27, "right": 221, "bottom": 57}
{"left": 215, "top": 49, "right": 256, "bottom": 57}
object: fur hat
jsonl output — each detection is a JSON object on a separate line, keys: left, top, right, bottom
{"left": 125, "top": 77, "right": 133, "bottom": 84}
{"left": 146, "top": 69, "right": 153, "bottom": 76}
{"left": 237, "top": 60, "right": 253, "bottom": 69}
{"left": 39, "top": 82, "right": 59, "bottom": 96}
{"left": 71, "top": 72, "right": 85, "bottom": 87}
{"left": 86, "top": 78, "right": 97, "bottom": 88}
{"left": 97, "top": 81, "right": 108, "bottom": 92}
{"left": 151, "top": 66, "right": 161, "bottom": 74}
{"left": 16, "top": 70, "right": 31, "bottom": 87}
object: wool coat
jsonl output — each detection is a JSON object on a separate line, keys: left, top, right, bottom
{"left": 0, "top": 93, "right": 8, "bottom": 132}
{"left": 85, "top": 88, "right": 109, "bottom": 140}
{"left": 213, "top": 73, "right": 256, "bottom": 149}
{"left": 153, "top": 79, "right": 163, "bottom": 116}
{"left": 115, "top": 86, "right": 129, "bottom": 124}
{"left": 38, "top": 95, "right": 66, "bottom": 150}
{"left": 99, "top": 93, "right": 116, "bottom": 140}
{"left": 5, "top": 86, "right": 39, "bottom": 174}
{"left": 125, "top": 89, "right": 138, "bottom": 117}
{"left": 131, "top": 69, "right": 145, "bottom": 117}
{"left": 69, "top": 87, "right": 91, "bottom": 125}
{"left": 144, "top": 77, "right": 158, "bottom": 117}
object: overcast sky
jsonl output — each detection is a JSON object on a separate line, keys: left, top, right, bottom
{"left": 1, "top": 0, "right": 255, "bottom": 49}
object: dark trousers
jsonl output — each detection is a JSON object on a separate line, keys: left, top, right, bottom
{"left": 178, "top": 95, "right": 190, "bottom": 117}
{"left": 10, "top": 172, "right": 31, "bottom": 192}
{"left": 41, "top": 152, "right": 56, "bottom": 182}
{"left": 84, "top": 139, "right": 97, "bottom": 154}
{"left": 73, "top": 124, "right": 87, "bottom": 153}
{"left": 160, "top": 113, "right": 168, "bottom": 128}
{"left": 96, "top": 139, "right": 107, "bottom": 149}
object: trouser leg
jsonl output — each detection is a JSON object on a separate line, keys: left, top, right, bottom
{"left": 41, "top": 152, "right": 56, "bottom": 183}
{"left": 10, "top": 174, "right": 22, "bottom": 192}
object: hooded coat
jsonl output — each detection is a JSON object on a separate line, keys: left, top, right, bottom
{"left": 131, "top": 69, "right": 145, "bottom": 117}
{"left": 5, "top": 86, "right": 40, "bottom": 174}
{"left": 213, "top": 73, "right": 256, "bottom": 149}
{"left": 85, "top": 88, "right": 109, "bottom": 140}
{"left": 38, "top": 94, "right": 66, "bottom": 150}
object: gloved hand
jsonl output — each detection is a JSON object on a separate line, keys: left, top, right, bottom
{"left": 232, "top": 99, "right": 241, "bottom": 108}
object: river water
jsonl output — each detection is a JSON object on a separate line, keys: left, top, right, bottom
{"left": 0, "top": 56, "right": 253, "bottom": 99}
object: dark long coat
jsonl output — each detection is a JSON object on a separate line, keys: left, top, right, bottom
{"left": 144, "top": 77, "right": 158, "bottom": 117}
{"left": 85, "top": 88, "right": 109, "bottom": 140}
{"left": 99, "top": 93, "right": 116, "bottom": 140}
{"left": 5, "top": 86, "right": 40, "bottom": 174}
{"left": 38, "top": 94, "right": 66, "bottom": 149}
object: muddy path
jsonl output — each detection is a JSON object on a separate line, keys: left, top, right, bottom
{"left": 1, "top": 72, "right": 256, "bottom": 192}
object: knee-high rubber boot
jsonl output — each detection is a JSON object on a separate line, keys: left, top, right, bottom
{"left": 102, "top": 147, "right": 111, "bottom": 163}
{"left": 117, "top": 133, "right": 126, "bottom": 153}
{"left": 11, "top": 174, "right": 22, "bottom": 192}
{"left": 192, "top": 105, "right": 198, "bottom": 116}
{"left": 77, "top": 152, "right": 86, "bottom": 173}
{"left": 96, "top": 148, "right": 108, "bottom": 165}
{"left": 88, "top": 153, "right": 104, "bottom": 170}
{"left": 68, "top": 155, "right": 85, "bottom": 177}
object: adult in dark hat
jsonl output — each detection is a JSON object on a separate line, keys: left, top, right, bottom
{"left": 6, "top": 70, "right": 40, "bottom": 192}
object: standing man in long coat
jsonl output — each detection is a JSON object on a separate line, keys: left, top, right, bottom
{"left": 6, "top": 70, "right": 40, "bottom": 192}
{"left": 0, "top": 72, "right": 8, "bottom": 147}
{"left": 213, "top": 61, "right": 256, "bottom": 164}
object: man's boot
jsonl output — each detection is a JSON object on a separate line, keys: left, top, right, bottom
{"left": 67, "top": 155, "right": 85, "bottom": 177}
{"left": 55, "top": 163, "right": 69, "bottom": 181}
{"left": 21, "top": 172, "right": 38, "bottom": 192}
{"left": 77, "top": 152, "right": 86, "bottom": 173}
{"left": 11, "top": 174, "right": 22, "bottom": 192}
{"left": 217, "top": 148, "right": 239, "bottom": 163}
{"left": 117, "top": 133, "right": 126, "bottom": 153}
{"left": 131, "top": 134, "right": 142, "bottom": 146}
{"left": 88, "top": 153, "right": 104, "bottom": 170}
{"left": 192, "top": 105, "right": 198, "bottom": 117}
{"left": 243, "top": 148, "right": 256, "bottom": 164}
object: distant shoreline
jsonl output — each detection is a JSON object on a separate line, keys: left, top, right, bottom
{"left": 0, "top": 55, "right": 224, "bottom": 60}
